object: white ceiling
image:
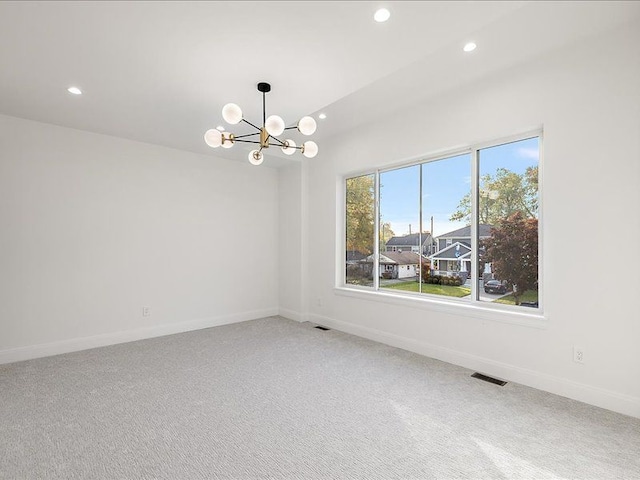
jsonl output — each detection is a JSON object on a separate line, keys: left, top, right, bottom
{"left": 1, "top": 1, "right": 638, "bottom": 168}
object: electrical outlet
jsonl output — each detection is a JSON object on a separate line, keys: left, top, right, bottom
{"left": 142, "top": 306, "right": 151, "bottom": 317}
{"left": 573, "top": 346, "right": 584, "bottom": 364}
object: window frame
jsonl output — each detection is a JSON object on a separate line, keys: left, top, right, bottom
{"left": 337, "top": 129, "right": 545, "bottom": 326}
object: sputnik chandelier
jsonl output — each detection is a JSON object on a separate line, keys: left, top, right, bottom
{"left": 204, "top": 82, "right": 318, "bottom": 166}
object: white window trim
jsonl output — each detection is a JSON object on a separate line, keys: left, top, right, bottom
{"left": 338, "top": 129, "right": 544, "bottom": 327}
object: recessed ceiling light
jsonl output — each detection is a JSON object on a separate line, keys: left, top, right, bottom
{"left": 216, "top": 125, "right": 225, "bottom": 131}
{"left": 67, "top": 86, "right": 82, "bottom": 95}
{"left": 374, "top": 8, "right": 390, "bottom": 23}
{"left": 463, "top": 42, "right": 477, "bottom": 53}
{"left": 318, "top": 113, "right": 327, "bottom": 120}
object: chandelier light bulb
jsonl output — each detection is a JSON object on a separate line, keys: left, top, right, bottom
{"left": 248, "top": 150, "right": 264, "bottom": 165}
{"left": 281, "top": 139, "right": 296, "bottom": 155}
{"left": 374, "top": 8, "right": 391, "bottom": 23}
{"left": 221, "top": 132, "right": 234, "bottom": 149}
{"left": 302, "top": 141, "right": 318, "bottom": 158}
{"left": 222, "top": 103, "right": 243, "bottom": 124}
{"left": 265, "top": 115, "right": 285, "bottom": 136}
{"left": 204, "top": 129, "right": 222, "bottom": 148}
{"left": 298, "top": 116, "right": 317, "bottom": 136}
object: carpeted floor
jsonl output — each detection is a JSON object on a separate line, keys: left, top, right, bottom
{"left": 1, "top": 316, "right": 639, "bottom": 479}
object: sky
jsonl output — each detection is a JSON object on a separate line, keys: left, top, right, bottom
{"left": 380, "top": 137, "right": 539, "bottom": 238}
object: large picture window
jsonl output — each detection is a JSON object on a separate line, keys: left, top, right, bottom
{"left": 343, "top": 134, "right": 541, "bottom": 311}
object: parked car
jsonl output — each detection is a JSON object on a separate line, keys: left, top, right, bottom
{"left": 484, "top": 279, "right": 507, "bottom": 294}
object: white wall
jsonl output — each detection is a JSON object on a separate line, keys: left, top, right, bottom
{"left": 0, "top": 114, "right": 279, "bottom": 362}
{"left": 278, "top": 163, "right": 304, "bottom": 321}
{"left": 300, "top": 23, "right": 640, "bottom": 417}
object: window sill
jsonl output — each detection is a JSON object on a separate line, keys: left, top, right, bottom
{"left": 334, "top": 286, "right": 547, "bottom": 329}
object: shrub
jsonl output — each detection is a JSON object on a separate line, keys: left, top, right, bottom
{"left": 346, "top": 264, "right": 366, "bottom": 279}
{"left": 420, "top": 261, "right": 431, "bottom": 283}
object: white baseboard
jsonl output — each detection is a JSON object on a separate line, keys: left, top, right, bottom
{"left": 308, "top": 313, "right": 640, "bottom": 419}
{"left": 0, "top": 307, "right": 279, "bottom": 365}
{"left": 278, "top": 307, "right": 306, "bottom": 323}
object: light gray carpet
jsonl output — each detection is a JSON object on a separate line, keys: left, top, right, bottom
{"left": 1, "top": 316, "right": 639, "bottom": 479}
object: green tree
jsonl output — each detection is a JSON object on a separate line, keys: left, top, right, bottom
{"left": 483, "top": 212, "right": 538, "bottom": 305}
{"left": 346, "top": 175, "right": 375, "bottom": 255}
{"left": 450, "top": 166, "right": 538, "bottom": 224}
{"left": 523, "top": 165, "right": 539, "bottom": 215}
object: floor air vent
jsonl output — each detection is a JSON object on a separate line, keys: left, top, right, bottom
{"left": 314, "top": 325, "right": 330, "bottom": 331}
{"left": 471, "top": 372, "right": 507, "bottom": 386}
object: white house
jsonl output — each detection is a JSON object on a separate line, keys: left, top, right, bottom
{"left": 361, "top": 251, "right": 425, "bottom": 280}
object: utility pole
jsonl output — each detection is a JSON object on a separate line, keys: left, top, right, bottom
{"left": 431, "top": 216, "right": 435, "bottom": 254}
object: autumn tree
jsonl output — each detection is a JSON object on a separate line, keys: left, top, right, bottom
{"left": 346, "top": 175, "right": 375, "bottom": 255}
{"left": 450, "top": 166, "right": 538, "bottom": 224}
{"left": 483, "top": 212, "right": 538, "bottom": 305}
{"left": 380, "top": 222, "right": 395, "bottom": 250}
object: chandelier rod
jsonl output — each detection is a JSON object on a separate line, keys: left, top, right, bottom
{"left": 234, "top": 132, "right": 260, "bottom": 139}
{"left": 269, "top": 137, "right": 286, "bottom": 147}
{"left": 220, "top": 138, "right": 305, "bottom": 149}
{"left": 241, "top": 118, "right": 261, "bottom": 131}
{"left": 235, "top": 133, "right": 289, "bottom": 148}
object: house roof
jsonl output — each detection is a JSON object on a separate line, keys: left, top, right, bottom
{"left": 429, "top": 242, "right": 472, "bottom": 260}
{"left": 386, "top": 233, "right": 432, "bottom": 247}
{"left": 380, "top": 251, "right": 424, "bottom": 265}
{"left": 437, "top": 224, "right": 492, "bottom": 239}
{"left": 361, "top": 251, "right": 428, "bottom": 265}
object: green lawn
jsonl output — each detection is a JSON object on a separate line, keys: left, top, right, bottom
{"left": 494, "top": 290, "right": 538, "bottom": 305}
{"left": 383, "top": 281, "right": 471, "bottom": 298}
